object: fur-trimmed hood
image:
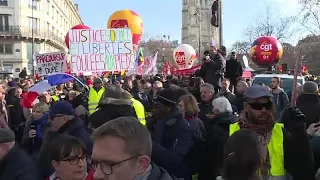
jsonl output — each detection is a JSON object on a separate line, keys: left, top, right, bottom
{"left": 99, "top": 98, "right": 133, "bottom": 107}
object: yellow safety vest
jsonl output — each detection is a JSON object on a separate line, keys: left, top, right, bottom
{"left": 88, "top": 87, "right": 105, "bottom": 115}
{"left": 130, "top": 98, "right": 146, "bottom": 126}
{"left": 51, "top": 95, "right": 59, "bottom": 102}
{"left": 229, "top": 122, "right": 286, "bottom": 177}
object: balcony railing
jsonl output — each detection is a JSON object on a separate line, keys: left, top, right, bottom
{"left": 0, "top": 25, "right": 65, "bottom": 48}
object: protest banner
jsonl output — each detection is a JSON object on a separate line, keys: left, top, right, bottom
{"left": 68, "top": 28, "right": 135, "bottom": 73}
{"left": 34, "top": 52, "right": 67, "bottom": 76}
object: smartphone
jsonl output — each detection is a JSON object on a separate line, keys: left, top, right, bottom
{"left": 30, "top": 125, "right": 36, "bottom": 130}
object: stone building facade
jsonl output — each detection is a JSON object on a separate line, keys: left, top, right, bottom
{"left": 181, "top": 0, "right": 220, "bottom": 57}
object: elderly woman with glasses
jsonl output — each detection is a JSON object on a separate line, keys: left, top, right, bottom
{"left": 21, "top": 102, "right": 50, "bottom": 159}
{"left": 47, "top": 135, "right": 94, "bottom": 180}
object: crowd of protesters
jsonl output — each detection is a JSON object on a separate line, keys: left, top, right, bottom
{"left": 0, "top": 46, "right": 320, "bottom": 180}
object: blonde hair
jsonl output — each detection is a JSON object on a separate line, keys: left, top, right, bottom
{"left": 178, "top": 94, "right": 200, "bottom": 114}
{"left": 33, "top": 102, "right": 49, "bottom": 113}
{"left": 68, "top": 91, "right": 80, "bottom": 99}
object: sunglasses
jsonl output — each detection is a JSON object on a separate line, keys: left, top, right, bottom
{"left": 247, "top": 102, "right": 273, "bottom": 110}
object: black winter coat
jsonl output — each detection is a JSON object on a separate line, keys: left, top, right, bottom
{"left": 90, "top": 98, "right": 137, "bottom": 129}
{"left": 148, "top": 162, "right": 178, "bottom": 180}
{"left": 0, "top": 145, "right": 40, "bottom": 180}
{"left": 225, "top": 58, "right": 243, "bottom": 80}
{"left": 198, "top": 112, "right": 236, "bottom": 180}
{"left": 196, "top": 54, "right": 225, "bottom": 87}
{"left": 296, "top": 94, "right": 320, "bottom": 128}
{"left": 149, "top": 108, "right": 194, "bottom": 180}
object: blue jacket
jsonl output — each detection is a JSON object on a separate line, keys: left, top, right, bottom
{"left": 151, "top": 107, "right": 193, "bottom": 180}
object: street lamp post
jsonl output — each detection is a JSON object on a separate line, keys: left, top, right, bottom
{"left": 218, "top": 0, "right": 223, "bottom": 47}
{"left": 31, "top": 0, "right": 35, "bottom": 76}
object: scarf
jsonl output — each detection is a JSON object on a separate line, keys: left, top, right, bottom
{"left": 184, "top": 113, "right": 198, "bottom": 121}
{"left": 32, "top": 113, "right": 49, "bottom": 140}
{"left": 49, "top": 172, "right": 88, "bottom": 180}
{"left": 238, "top": 111, "right": 274, "bottom": 138}
{"left": 133, "top": 164, "right": 152, "bottom": 180}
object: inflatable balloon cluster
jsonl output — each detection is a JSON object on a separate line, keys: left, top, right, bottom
{"left": 107, "top": 10, "right": 144, "bottom": 50}
{"left": 173, "top": 44, "right": 197, "bottom": 70}
{"left": 249, "top": 36, "right": 283, "bottom": 68}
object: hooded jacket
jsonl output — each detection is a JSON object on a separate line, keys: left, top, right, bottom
{"left": 90, "top": 98, "right": 137, "bottom": 129}
{"left": 271, "top": 88, "right": 289, "bottom": 121}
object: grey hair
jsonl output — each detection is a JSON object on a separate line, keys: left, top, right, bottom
{"left": 302, "top": 81, "right": 318, "bottom": 94}
{"left": 92, "top": 116, "right": 152, "bottom": 157}
{"left": 212, "top": 97, "right": 233, "bottom": 113}
{"left": 200, "top": 83, "right": 215, "bottom": 94}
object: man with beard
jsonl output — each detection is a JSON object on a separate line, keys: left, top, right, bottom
{"left": 230, "top": 85, "right": 314, "bottom": 180}
{"left": 225, "top": 52, "right": 243, "bottom": 92}
{"left": 270, "top": 77, "right": 289, "bottom": 121}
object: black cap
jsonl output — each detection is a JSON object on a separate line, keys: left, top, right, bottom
{"left": 0, "top": 129, "right": 15, "bottom": 143}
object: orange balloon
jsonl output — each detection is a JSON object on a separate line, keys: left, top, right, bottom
{"left": 107, "top": 10, "right": 143, "bottom": 47}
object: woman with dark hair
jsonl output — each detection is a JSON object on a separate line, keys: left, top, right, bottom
{"left": 47, "top": 135, "right": 93, "bottom": 180}
{"left": 149, "top": 87, "right": 194, "bottom": 180}
{"left": 218, "top": 129, "right": 261, "bottom": 180}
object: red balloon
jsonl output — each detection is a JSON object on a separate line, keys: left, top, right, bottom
{"left": 249, "top": 36, "right": 283, "bottom": 68}
{"left": 65, "top": 24, "right": 90, "bottom": 49}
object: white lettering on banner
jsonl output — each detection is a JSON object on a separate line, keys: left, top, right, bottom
{"left": 34, "top": 52, "right": 67, "bottom": 75}
{"left": 69, "top": 29, "right": 135, "bottom": 73}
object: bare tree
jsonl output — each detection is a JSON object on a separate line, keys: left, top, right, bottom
{"left": 244, "top": 4, "right": 295, "bottom": 42}
{"left": 140, "top": 37, "right": 177, "bottom": 70}
{"left": 230, "top": 41, "right": 251, "bottom": 55}
{"left": 298, "top": 0, "right": 320, "bottom": 35}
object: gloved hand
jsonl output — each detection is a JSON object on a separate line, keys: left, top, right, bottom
{"left": 281, "top": 107, "right": 306, "bottom": 125}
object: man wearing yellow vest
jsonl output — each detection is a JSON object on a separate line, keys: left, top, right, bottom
{"left": 231, "top": 85, "right": 314, "bottom": 180}
{"left": 88, "top": 78, "right": 105, "bottom": 115}
{"left": 199, "top": 85, "right": 314, "bottom": 180}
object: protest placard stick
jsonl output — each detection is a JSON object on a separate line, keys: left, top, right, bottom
{"left": 291, "top": 49, "right": 302, "bottom": 107}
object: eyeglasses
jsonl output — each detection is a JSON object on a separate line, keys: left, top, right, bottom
{"left": 92, "top": 156, "right": 139, "bottom": 175}
{"left": 62, "top": 155, "right": 88, "bottom": 165}
{"left": 247, "top": 102, "right": 273, "bottom": 110}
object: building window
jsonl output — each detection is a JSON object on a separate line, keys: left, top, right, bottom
{"left": 0, "top": 0, "right": 8, "bottom": 6}
{"left": 28, "top": 0, "right": 38, "bottom": 10}
{"left": 52, "top": 6, "right": 55, "bottom": 19}
{"left": 46, "top": 0, "right": 50, "bottom": 15}
{"left": 47, "top": 22, "right": 50, "bottom": 34}
{"left": 56, "top": 11, "right": 59, "bottom": 23}
{"left": 0, "top": 14, "right": 9, "bottom": 31}
{"left": 28, "top": 17, "right": 39, "bottom": 33}
{"left": 0, "top": 44, "right": 13, "bottom": 54}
